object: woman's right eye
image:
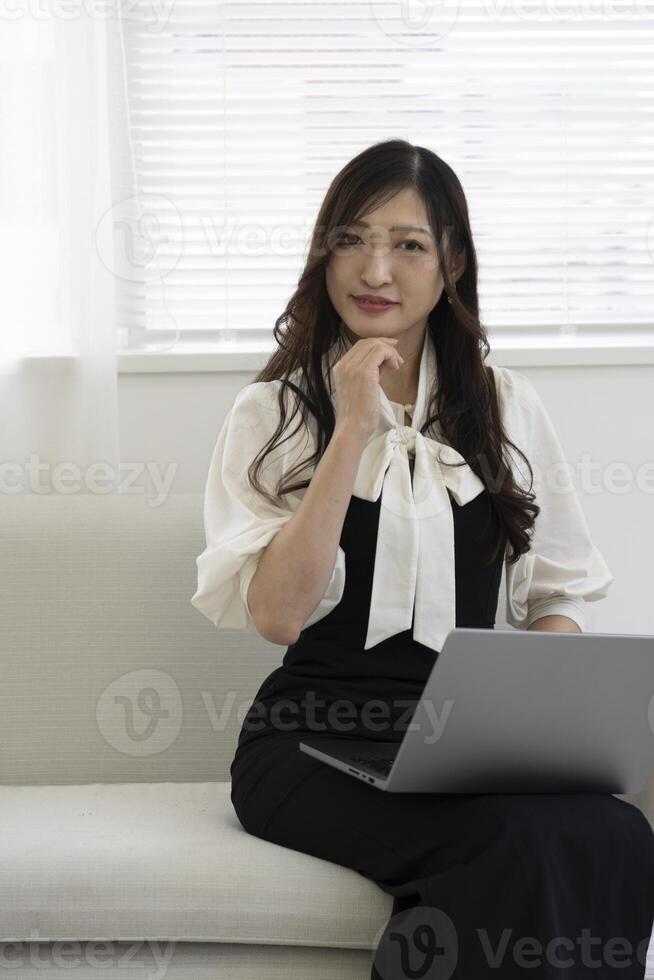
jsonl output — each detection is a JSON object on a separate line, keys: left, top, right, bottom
{"left": 335, "top": 234, "right": 358, "bottom": 248}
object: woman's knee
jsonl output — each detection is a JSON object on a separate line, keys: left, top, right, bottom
{"left": 230, "top": 786, "right": 262, "bottom": 837}
{"left": 609, "top": 797, "right": 654, "bottom": 864}
{"left": 484, "top": 791, "right": 650, "bottom": 851}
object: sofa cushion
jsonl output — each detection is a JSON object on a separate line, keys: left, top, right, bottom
{"left": 0, "top": 941, "right": 375, "bottom": 980}
{"left": 0, "top": 781, "right": 391, "bottom": 948}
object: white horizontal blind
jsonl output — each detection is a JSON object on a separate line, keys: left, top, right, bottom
{"left": 109, "top": 1, "right": 654, "bottom": 352}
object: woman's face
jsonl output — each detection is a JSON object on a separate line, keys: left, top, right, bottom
{"left": 325, "top": 186, "right": 447, "bottom": 346}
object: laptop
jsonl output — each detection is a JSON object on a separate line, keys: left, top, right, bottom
{"left": 299, "top": 627, "right": 654, "bottom": 794}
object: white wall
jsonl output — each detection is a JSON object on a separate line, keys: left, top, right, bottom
{"left": 118, "top": 361, "right": 654, "bottom": 635}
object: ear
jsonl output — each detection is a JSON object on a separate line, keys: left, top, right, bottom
{"left": 450, "top": 248, "right": 466, "bottom": 287}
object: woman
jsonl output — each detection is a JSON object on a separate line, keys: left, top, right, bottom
{"left": 191, "top": 139, "right": 654, "bottom": 978}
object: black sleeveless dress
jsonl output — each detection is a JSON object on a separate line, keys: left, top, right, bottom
{"left": 229, "top": 457, "right": 654, "bottom": 980}
{"left": 232, "top": 454, "right": 504, "bottom": 754}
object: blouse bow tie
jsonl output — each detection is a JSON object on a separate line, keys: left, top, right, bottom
{"left": 352, "top": 423, "right": 486, "bottom": 653}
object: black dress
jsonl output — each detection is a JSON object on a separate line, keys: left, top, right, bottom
{"left": 230, "top": 456, "right": 654, "bottom": 979}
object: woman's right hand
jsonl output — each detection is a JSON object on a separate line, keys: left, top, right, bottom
{"left": 332, "top": 336, "right": 404, "bottom": 444}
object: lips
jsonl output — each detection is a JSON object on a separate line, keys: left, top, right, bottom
{"left": 353, "top": 295, "right": 398, "bottom": 307}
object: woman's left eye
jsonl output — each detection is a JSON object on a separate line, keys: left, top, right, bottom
{"left": 337, "top": 234, "right": 425, "bottom": 252}
{"left": 401, "top": 240, "right": 425, "bottom": 252}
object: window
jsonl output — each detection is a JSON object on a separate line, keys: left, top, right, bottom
{"left": 110, "top": 2, "right": 654, "bottom": 353}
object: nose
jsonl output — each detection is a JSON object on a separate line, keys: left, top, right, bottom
{"left": 360, "top": 241, "right": 394, "bottom": 286}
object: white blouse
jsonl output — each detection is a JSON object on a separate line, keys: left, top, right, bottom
{"left": 191, "top": 331, "right": 614, "bottom": 651}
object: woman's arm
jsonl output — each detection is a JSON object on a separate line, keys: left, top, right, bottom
{"left": 247, "top": 426, "right": 366, "bottom": 645}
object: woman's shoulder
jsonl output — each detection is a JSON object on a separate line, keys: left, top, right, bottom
{"left": 229, "top": 378, "right": 316, "bottom": 475}
{"left": 232, "top": 372, "right": 307, "bottom": 414}
{"left": 232, "top": 375, "right": 317, "bottom": 445}
{"left": 487, "top": 363, "right": 542, "bottom": 417}
{"left": 232, "top": 380, "right": 284, "bottom": 416}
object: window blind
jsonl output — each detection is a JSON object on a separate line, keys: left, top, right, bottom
{"left": 108, "top": 2, "right": 654, "bottom": 352}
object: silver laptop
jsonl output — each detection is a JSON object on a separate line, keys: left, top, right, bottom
{"left": 299, "top": 627, "right": 654, "bottom": 794}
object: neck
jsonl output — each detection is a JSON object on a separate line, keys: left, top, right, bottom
{"left": 380, "top": 345, "right": 421, "bottom": 405}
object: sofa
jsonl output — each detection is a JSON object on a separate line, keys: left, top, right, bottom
{"left": 1, "top": 491, "right": 652, "bottom": 979}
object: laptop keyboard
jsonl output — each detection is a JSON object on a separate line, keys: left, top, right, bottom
{"left": 348, "top": 754, "right": 396, "bottom": 777}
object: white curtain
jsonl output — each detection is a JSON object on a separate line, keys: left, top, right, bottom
{"left": 0, "top": 4, "right": 120, "bottom": 494}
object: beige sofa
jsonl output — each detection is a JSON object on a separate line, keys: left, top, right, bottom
{"left": 1, "top": 492, "right": 652, "bottom": 979}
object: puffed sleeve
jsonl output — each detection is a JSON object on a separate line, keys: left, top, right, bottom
{"left": 190, "top": 381, "right": 346, "bottom": 636}
{"left": 495, "top": 367, "right": 615, "bottom": 632}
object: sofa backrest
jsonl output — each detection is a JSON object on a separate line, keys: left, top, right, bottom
{"left": 1, "top": 491, "right": 651, "bottom": 830}
{"left": 0, "top": 492, "right": 284, "bottom": 785}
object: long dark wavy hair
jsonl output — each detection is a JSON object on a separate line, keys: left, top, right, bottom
{"left": 249, "top": 138, "right": 539, "bottom": 566}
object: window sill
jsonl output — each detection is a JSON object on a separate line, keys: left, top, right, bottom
{"left": 115, "top": 341, "right": 654, "bottom": 373}
{"left": 16, "top": 340, "right": 654, "bottom": 374}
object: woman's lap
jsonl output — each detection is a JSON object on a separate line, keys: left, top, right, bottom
{"left": 231, "top": 733, "right": 654, "bottom": 977}
{"left": 230, "top": 732, "right": 654, "bottom": 882}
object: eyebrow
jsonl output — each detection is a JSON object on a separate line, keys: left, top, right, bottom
{"left": 349, "top": 219, "right": 433, "bottom": 238}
